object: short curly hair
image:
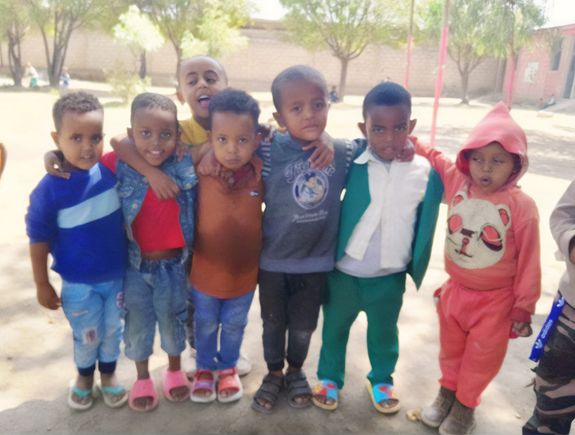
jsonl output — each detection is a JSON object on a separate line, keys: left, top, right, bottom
{"left": 130, "top": 92, "right": 178, "bottom": 125}
{"left": 208, "top": 88, "right": 260, "bottom": 131}
{"left": 52, "top": 91, "right": 102, "bottom": 131}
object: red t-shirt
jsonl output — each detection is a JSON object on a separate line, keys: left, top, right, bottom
{"left": 100, "top": 151, "right": 185, "bottom": 253}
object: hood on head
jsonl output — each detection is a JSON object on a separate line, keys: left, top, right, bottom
{"left": 456, "top": 102, "right": 528, "bottom": 184}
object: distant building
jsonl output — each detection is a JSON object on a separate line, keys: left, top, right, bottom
{"left": 507, "top": 23, "right": 575, "bottom": 104}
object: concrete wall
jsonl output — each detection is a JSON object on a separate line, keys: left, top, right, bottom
{"left": 7, "top": 24, "right": 500, "bottom": 98}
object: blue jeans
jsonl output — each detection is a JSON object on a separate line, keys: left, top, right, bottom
{"left": 191, "top": 288, "right": 254, "bottom": 371}
{"left": 61, "top": 279, "right": 124, "bottom": 371}
{"left": 123, "top": 257, "right": 187, "bottom": 361}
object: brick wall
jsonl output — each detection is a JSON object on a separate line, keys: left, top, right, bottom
{"left": 12, "top": 26, "right": 499, "bottom": 98}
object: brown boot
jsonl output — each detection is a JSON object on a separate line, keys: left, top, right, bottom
{"left": 421, "top": 387, "right": 456, "bottom": 428}
{"left": 439, "top": 399, "right": 476, "bottom": 435}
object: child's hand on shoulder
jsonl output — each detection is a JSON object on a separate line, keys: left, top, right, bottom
{"left": 257, "top": 124, "right": 274, "bottom": 144}
{"left": 396, "top": 141, "right": 415, "bottom": 162}
{"left": 44, "top": 150, "right": 70, "bottom": 179}
{"left": 197, "top": 149, "right": 233, "bottom": 181}
{"left": 36, "top": 282, "right": 61, "bottom": 310}
{"left": 146, "top": 169, "right": 179, "bottom": 199}
{"left": 511, "top": 321, "right": 532, "bottom": 338}
{"left": 303, "top": 132, "right": 334, "bottom": 169}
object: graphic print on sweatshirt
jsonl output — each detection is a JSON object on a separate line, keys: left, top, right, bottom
{"left": 446, "top": 191, "right": 511, "bottom": 269}
{"left": 285, "top": 158, "right": 334, "bottom": 221}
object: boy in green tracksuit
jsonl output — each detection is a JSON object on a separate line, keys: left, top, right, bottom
{"left": 312, "top": 81, "right": 443, "bottom": 414}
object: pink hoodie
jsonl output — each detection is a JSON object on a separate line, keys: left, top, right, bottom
{"left": 416, "top": 102, "right": 541, "bottom": 323}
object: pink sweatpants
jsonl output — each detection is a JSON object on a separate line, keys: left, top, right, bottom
{"left": 437, "top": 279, "right": 514, "bottom": 408}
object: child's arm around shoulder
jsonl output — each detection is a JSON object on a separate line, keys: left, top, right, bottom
{"left": 110, "top": 133, "right": 179, "bottom": 199}
{"left": 412, "top": 136, "right": 456, "bottom": 183}
{"left": 550, "top": 179, "right": 575, "bottom": 265}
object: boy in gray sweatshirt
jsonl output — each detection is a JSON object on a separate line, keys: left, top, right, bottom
{"left": 523, "top": 179, "right": 575, "bottom": 435}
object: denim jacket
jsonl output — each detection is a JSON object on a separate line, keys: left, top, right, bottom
{"left": 116, "top": 155, "right": 197, "bottom": 269}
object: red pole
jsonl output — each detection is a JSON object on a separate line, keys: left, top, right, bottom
{"left": 430, "top": 0, "right": 450, "bottom": 147}
{"left": 404, "top": 0, "right": 415, "bottom": 89}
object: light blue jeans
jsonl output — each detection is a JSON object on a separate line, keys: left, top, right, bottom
{"left": 123, "top": 257, "right": 188, "bottom": 361}
{"left": 61, "top": 279, "right": 124, "bottom": 370}
{"left": 191, "top": 288, "right": 254, "bottom": 371}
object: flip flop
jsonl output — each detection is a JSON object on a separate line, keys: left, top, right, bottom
{"left": 217, "top": 367, "right": 243, "bottom": 403}
{"left": 312, "top": 379, "right": 339, "bottom": 411}
{"left": 162, "top": 369, "right": 191, "bottom": 402}
{"left": 366, "top": 380, "right": 401, "bottom": 414}
{"left": 96, "top": 381, "right": 128, "bottom": 408}
{"left": 128, "top": 378, "right": 159, "bottom": 412}
{"left": 67, "top": 380, "right": 94, "bottom": 411}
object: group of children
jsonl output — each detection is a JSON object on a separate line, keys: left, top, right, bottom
{"left": 25, "top": 54, "right": 575, "bottom": 435}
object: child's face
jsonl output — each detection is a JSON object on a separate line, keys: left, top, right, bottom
{"left": 177, "top": 57, "right": 227, "bottom": 125}
{"left": 273, "top": 80, "right": 329, "bottom": 144}
{"left": 210, "top": 111, "right": 259, "bottom": 171}
{"left": 128, "top": 107, "right": 179, "bottom": 167}
{"left": 51, "top": 110, "right": 104, "bottom": 170}
{"left": 468, "top": 142, "right": 516, "bottom": 194}
{"left": 358, "top": 104, "right": 415, "bottom": 161}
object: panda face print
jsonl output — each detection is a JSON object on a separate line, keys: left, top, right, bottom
{"left": 446, "top": 191, "right": 511, "bottom": 269}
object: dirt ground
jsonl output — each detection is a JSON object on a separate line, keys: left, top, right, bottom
{"left": 1, "top": 80, "right": 574, "bottom": 434}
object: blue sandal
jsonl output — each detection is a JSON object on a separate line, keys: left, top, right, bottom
{"left": 366, "top": 381, "right": 400, "bottom": 414}
{"left": 312, "top": 379, "right": 339, "bottom": 411}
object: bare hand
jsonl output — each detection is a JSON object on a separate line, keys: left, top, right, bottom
{"left": 147, "top": 168, "right": 179, "bottom": 199}
{"left": 511, "top": 321, "right": 532, "bottom": 338}
{"left": 302, "top": 132, "right": 334, "bottom": 170}
{"left": 257, "top": 124, "right": 274, "bottom": 143}
{"left": 36, "top": 282, "right": 61, "bottom": 310}
{"left": 396, "top": 141, "right": 415, "bottom": 162}
{"left": 44, "top": 150, "right": 70, "bottom": 179}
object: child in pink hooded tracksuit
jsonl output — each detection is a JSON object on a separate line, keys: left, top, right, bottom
{"left": 415, "top": 102, "right": 541, "bottom": 435}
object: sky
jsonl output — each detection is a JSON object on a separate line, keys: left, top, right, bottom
{"left": 251, "top": 0, "right": 575, "bottom": 27}
{"left": 251, "top": 0, "right": 285, "bottom": 20}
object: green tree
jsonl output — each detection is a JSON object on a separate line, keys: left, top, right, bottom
{"left": 24, "top": 0, "right": 122, "bottom": 87}
{"left": 0, "top": 0, "right": 30, "bottom": 87}
{"left": 139, "top": 0, "right": 252, "bottom": 76}
{"left": 420, "top": 0, "right": 544, "bottom": 104}
{"left": 113, "top": 5, "right": 164, "bottom": 79}
{"left": 280, "top": 0, "right": 407, "bottom": 99}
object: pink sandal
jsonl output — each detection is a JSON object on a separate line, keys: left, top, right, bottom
{"left": 162, "top": 369, "right": 191, "bottom": 402}
{"left": 128, "top": 378, "right": 159, "bottom": 412}
{"left": 191, "top": 369, "right": 216, "bottom": 403}
{"left": 217, "top": 367, "right": 243, "bottom": 403}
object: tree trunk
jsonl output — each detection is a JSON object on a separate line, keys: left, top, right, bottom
{"left": 460, "top": 69, "right": 470, "bottom": 104}
{"left": 7, "top": 32, "right": 23, "bottom": 87}
{"left": 139, "top": 51, "right": 147, "bottom": 79}
{"left": 338, "top": 57, "right": 349, "bottom": 101}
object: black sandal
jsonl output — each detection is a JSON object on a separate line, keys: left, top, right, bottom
{"left": 251, "top": 373, "right": 283, "bottom": 415}
{"left": 284, "top": 370, "right": 312, "bottom": 409}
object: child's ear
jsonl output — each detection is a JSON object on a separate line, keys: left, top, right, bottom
{"left": 127, "top": 127, "right": 133, "bottom": 140}
{"left": 357, "top": 122, "right": 367, "bottom": 137}
{"left": 50, "top": 131, "right": 60, "bottom": 148}
{"left": 408, "top": 119, "right": 417, "bottom": 134}
{"left": 272, "top": 112, "right": 286, "bottom": 128}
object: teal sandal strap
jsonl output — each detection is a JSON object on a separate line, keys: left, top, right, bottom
{"left": 371, "top": 383, "right": 394, "bottom": 403}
